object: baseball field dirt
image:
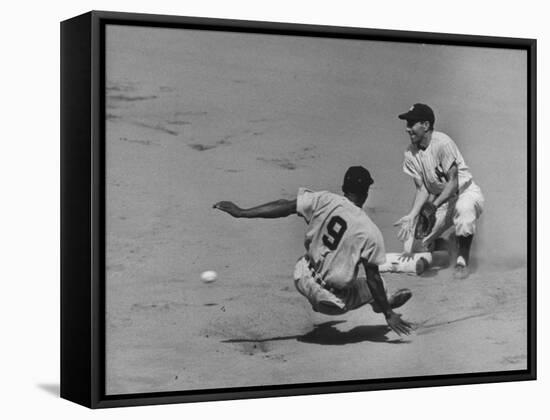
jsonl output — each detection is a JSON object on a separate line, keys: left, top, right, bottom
{"left": 104, "top": 25, "right": 528, "bottom": 394}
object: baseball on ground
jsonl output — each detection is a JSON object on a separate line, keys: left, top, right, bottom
{"left": 200, "top": 270, "right": 218, "bottom": 283}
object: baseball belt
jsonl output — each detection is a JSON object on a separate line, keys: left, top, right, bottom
{"left": 306, "top": 259, "right": 337, "bottom": 293}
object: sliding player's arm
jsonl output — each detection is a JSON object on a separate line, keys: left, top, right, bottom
{"left": 363, "top": 261, "right": 412, "bottom": 336}
{"left": 213, "top": 199, "right": 297, "bottom": 219}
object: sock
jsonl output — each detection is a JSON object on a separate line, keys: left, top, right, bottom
{"left": 457, "top": 235, "right": 473, "bottom": 265}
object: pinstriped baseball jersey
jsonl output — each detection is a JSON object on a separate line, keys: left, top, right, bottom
{"left": 296, "top": 188, "right": 386, "bottom": 290}
{"left": 403, "top": 131, "right": 473, "bottom": 194}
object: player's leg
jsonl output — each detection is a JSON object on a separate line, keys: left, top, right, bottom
{"left": 344, "top": 275, "right": 412, "bottom": 313}
{"left": 378, "top": 251, "right": 433, "bottom": 275}
{"left": 293, "top": 257, "right": 347, "bottom": 315}
{"left": 452, "top": 184, "right": 484, "bottom": 279}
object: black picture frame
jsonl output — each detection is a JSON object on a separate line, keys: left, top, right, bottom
{"left": 61, "top": 10, "right": 536, "bottom": 409}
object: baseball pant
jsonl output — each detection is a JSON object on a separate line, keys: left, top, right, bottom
{"left": 293, "top": 256, "right": 385, "bottom": 315}
{"left": 424, "top": 181, "right": 484, "bottom": 243}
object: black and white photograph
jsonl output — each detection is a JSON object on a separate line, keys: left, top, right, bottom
{"left": 4, "top": 1, "right": 548, "bottom": 419}
{"left": 101, "top": 18, "right": 533, "bottom": 396}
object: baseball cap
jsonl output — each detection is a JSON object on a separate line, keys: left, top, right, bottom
{"left": 342, "top": 166, "right": 373, "bottom": 193}
{"left": 398, "top": 103, "right": 435, "bottom": 125}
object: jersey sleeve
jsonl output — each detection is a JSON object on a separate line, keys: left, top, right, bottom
{"left": 296, "top": 188, "right": 322, "bottom": 223}
{"left": 360, "top": 227, "right": 387, "bottom": 266}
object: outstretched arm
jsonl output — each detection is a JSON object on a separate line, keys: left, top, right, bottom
{"left": 363, "top": 261, "right": 412, "bottom": 336}
{"left": 394, "top": 177, "right": 430, "bottom": 241}
{"left": 213, "top": 199, "right": 297, "bottom": 219}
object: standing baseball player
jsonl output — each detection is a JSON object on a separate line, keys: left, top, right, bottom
{"left": 394, "top": 103, "right": 484, "bottom": 279}
{"left": 214, "top": 166, "right": 412, "bottom": 336}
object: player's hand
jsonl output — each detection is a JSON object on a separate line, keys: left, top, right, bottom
{"left": 213, "top": 201, "right": 244, "bottom": 218}
{"left": 393, "top": 214, "right": 416, "bottom": 241}
{"left": 385, "top": 311, "right": 412, "bottom": 336}
{"left": 398, "top": 252, "right": 414, "bottom": 262}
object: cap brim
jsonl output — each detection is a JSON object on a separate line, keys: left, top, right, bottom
{"left": 398, "top": 112, "right": 411, "bottom": 120}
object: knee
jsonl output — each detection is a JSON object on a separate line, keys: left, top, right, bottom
{"left": 453, "top": 203, "right": 477, "bottom": 236}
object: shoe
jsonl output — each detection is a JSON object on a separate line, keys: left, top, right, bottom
{"left": 415, "top": 257, "right": 428, "bottom": 275}
{"left": 372, "top": 289, "right": 412, "bottom": 313}
{"left": 388, "top": 288, "right": 412, "bottom": 309}
{"left": 453, "top": 263, "right": 470, "bottom": 279}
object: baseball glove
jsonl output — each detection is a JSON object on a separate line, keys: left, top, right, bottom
{"left": 414, "top": 202, "right": 437, "bottom": 240}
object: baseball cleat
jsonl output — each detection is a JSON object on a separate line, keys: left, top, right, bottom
{"left": 453, "top": 263, "right": 470, "bottom": 279}
{"left": 372, "top": 288, "right": 412, "bottom": 313}
{"left": 415, "top": 257, "right": 428, "bottom": 275}
{"left": 388, "top": 288, "right": 412, "bottom": 309}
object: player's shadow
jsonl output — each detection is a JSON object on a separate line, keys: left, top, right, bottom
{"left": 298, "top": 321, "right": 407, "bottom": 345}
{"left": 223, "top": 321, "right": 408, "bottom": 347}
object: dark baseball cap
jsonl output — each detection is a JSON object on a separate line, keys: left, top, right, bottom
{"left": 398, "top": 103, "right": 435, "bottom": 125}
{"left": 342, "top": 166, "right": 373, "bottom": 193}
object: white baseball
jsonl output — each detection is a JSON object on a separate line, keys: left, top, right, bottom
{"left": 200, "top": 270, "right": 218, "bottom": 283}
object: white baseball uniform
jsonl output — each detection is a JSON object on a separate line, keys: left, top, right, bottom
{"left": 403, "top": 131, "right": 484, "bottom": 238}
{"left": 293, "top": 188, "right": 387, "bottom": 315}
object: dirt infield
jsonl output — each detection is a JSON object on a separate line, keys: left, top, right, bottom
{"left": 104, "top": 25, "right": 528, "bottom": 394}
